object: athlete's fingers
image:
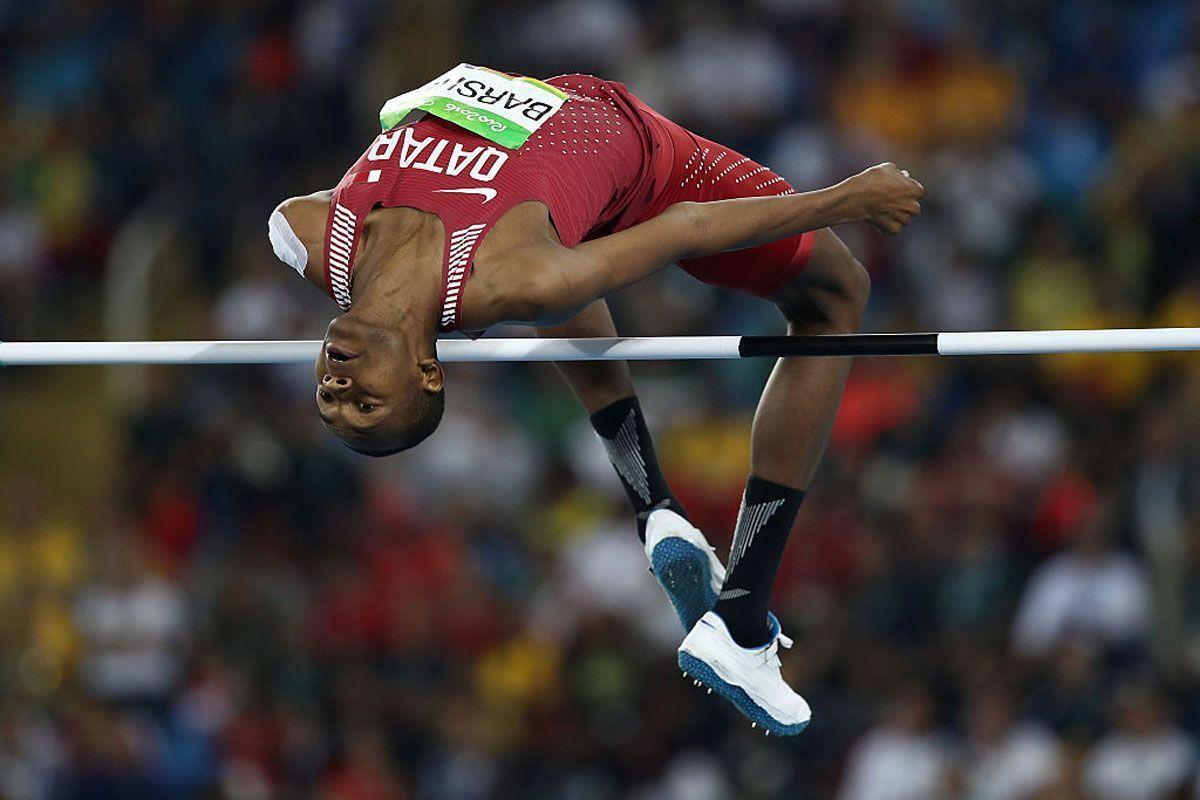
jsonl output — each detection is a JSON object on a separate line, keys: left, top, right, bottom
{"left": 898, "top": 166, "right": 922, "bottom": 189}
{"left": 870, "top": 215, "right": 903, "bottom": 234}
{"left": 889, "top": 206, "right": 918, "bottom": 229}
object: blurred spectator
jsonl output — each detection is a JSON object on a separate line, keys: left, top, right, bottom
{"left": 954, "top": 687, "right": 1062, "bottom": 800}
{"left": 1012, "top": 506, "right": 1150, "bottom": 659}
{"left": 1081, "top": 683, "right": 1195, "bottom": 800}
{"left": 837, "top": 683, "right": 950, "bottom": 800}
{"left": 322, "top": 724, "right": 407, "bottom": 800}
{"left": 0, "top": 704, "right": 60, "bottom": 800}
{"left": 73, "top": 530, "right": 187, "bottom": 708}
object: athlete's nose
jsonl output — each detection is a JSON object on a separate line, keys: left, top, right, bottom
{"left": 321, "top": 373, "right": 353, "bottom": 393}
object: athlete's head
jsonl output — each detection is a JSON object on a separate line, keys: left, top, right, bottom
{"left": 314, "top": 315, "right": 445, "bottom": 455}
{"left": 270, "top": 194, "right": 445, "bottom": 456}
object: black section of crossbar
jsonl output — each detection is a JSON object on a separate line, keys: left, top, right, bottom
{"left": 737, "top": 333, "right": 940, "bottom": 358}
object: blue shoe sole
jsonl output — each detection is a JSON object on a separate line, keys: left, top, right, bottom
{"left": 650, "top": 537, "right": 717, "bottom": 631}
{"left": 678, "top": 651, "right": 811, "bottom": 737}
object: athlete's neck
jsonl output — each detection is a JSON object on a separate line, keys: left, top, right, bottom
{"left": 345, "top": 207, "right": 442, "bottom": 350}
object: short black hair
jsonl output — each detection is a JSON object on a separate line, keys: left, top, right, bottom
{"left": 342, "top": 388, "right": 445, "bottom": 457}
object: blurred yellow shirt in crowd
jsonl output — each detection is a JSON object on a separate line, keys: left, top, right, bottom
{"left": 475, "top": 633, "right": 562, "bottom": 743}
{"left": 1012, "top": 254, "right": 1156, "bottom": 403}
{"left": 833, "top": 53, "right": 1019, "bottom": 148}
{"left": 662, "top": 415, "right": 753, "bottom": 493}
{"left": 0, "top": 520, "right": 84, "bottom": 678}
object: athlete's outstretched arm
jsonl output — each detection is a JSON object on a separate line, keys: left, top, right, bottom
{"left": 490, "top": 162, "right": 922, "bottom": 326}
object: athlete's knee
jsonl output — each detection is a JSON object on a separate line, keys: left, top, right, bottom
{"left": 825, "top": 251, "right": 873, "bottom": 314}
{"left": 775, "top": 247, "right": 870, "bottom": 334}
{"left": 837, "top": 254, "right": 871, "bottom": 321}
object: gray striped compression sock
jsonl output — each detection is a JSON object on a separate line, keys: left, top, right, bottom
{"left": 714, "top": 476, "right": 806, "bottom": 647}
{"left": 590, "top": 396, "right": 687, "bottom": 542}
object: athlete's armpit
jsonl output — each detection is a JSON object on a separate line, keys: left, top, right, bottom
{"left": 470, "top": 204, "right": 700, "bottom": 326}
{"left": 468, "top": 242, "right": 605, "bottom": 327}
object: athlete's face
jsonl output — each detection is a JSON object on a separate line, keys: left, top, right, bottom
{"left": 314, "top": 315, "right": 444, "bottom": 454}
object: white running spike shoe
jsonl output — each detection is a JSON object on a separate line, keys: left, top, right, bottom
{"left": 644, "top": 508, "right": 726, "bottom": 631}
{"left": 678, "top": 610, "right": 811, "bottom": 736}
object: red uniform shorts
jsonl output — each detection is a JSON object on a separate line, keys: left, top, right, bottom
{"left": 628, "top": 98, "right": 815, "bottom": 298}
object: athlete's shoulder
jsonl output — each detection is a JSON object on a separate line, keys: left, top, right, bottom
{"left": 268, "top": 192, "right": 335, "bottom": 294}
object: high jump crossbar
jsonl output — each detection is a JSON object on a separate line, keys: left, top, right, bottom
{"left": 2, "top": 328, "right": 1200, "bottom": 366}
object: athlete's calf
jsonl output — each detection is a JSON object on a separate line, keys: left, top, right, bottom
{"left": 715, "top": 228, "right": 868, "bottom": 648}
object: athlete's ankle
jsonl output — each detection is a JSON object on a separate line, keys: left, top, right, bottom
{"left": 590, "top": 395, "right": 683, "bottom": 541}
{"left": 712, "top": 475, "right": 805, "bottom": 645}
{"left": 714, "top": 606, "right": 774, "bottom": 648}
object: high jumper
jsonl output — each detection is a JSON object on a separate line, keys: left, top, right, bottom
{"left": 265, "top": 64, "right": 924, "bottom": 737}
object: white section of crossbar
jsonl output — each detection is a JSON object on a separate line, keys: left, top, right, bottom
{"left": 0, "top": 337, "right": 743, "bottom": 365}
{"left": 0, "top": 340, "right": 323, "bottom": 366}
{"left": 437, "top": 336, "right": 744, "bottom": 361}
{"left": 936, "top": 327, "right": 1200, "bottom": 355}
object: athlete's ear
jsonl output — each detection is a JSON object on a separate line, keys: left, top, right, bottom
{"left": 417, "top": 358, "right": 444, "bottom": 393}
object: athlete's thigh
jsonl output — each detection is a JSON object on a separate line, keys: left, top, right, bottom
{"left": 631, "top": 111, "right": 817, "bottom": 297}
{"left": 678, "top": 234, "right": 814, "bottom": 298}
{"left": 668, "top": 139, "right": 817, "bottom": 299}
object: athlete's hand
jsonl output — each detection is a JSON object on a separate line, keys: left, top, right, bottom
{"left": 837, "top": 162, "right": 924, "bottom": 234}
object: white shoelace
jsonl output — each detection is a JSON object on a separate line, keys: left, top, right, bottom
{"left": 763, "top": 628, "right": 793, "bottom": 668}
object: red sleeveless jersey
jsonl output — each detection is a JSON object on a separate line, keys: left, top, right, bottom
{"left": 324, "top": 74, "right": 657, "bottom": 333}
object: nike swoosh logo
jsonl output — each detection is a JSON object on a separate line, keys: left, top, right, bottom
{"left": 433, "top": 187, "right": 497, "bottom": 203}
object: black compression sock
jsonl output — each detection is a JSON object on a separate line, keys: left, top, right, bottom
{"left": 713, "top": 475, "right": 806, "bottom": 647}
{"left": 590, "top": 396, "right": 686, "bottom": 541}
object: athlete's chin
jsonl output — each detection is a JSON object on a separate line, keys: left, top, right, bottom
{"left": 329, "top": 315, "right": 409, "bottom": 350}
{"left": 325, "top": 316, "right": 367, "bottom": 350}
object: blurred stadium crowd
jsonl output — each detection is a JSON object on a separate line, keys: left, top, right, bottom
{"left": 3, "top": 0, "right": 1200, "bottom": 798}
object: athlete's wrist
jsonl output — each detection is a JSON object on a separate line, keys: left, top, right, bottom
{"left": 820, "top": 181, "right": 862, "bottom": 227}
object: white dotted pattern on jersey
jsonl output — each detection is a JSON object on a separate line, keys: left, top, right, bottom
{"left": 674, "top": 143, "right": 796, "bottom": 197}
{"left": 523, "top": 80, "right": 623, "bottom": 157}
